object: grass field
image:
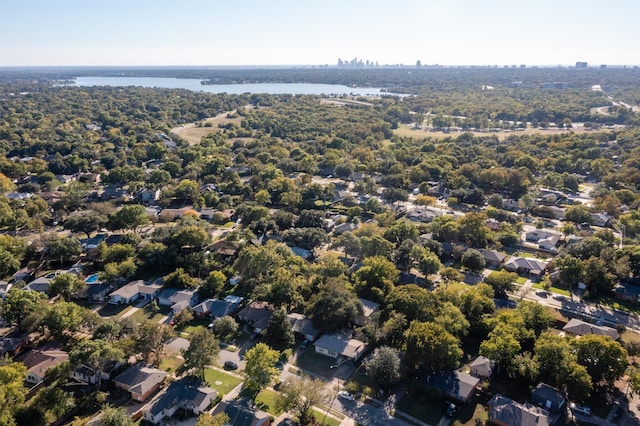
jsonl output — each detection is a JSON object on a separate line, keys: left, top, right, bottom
{"left": 255, "top": 389, "right": 284, "bottom": 416}
{"left": 311, "top": 408, "right": 341, "bottom": 426}
{"left": 532, "top": 281, "right": 571, "bottom": 296}
{"left": 393, "top": 123, "right": 590, "bottom": 141}
{"left": 204, "top": 368, "right": 244, "bottom": 395}
{"left": 128, "top": 305, "right": 170, "bottom": 324}
{"left": 452, "top": 402, "right": 488, "bottom": 426}
{"left": 158, "top": 351, "right": 184, "bottom": 373}
{"left": 293, "top": 347, "right": 336, "bottom": 379}
{"left": 395, "top": 393, "right": 443, "bottom": 425}
{"left": 96, "top": 303, "right": 130, "bottom": 318}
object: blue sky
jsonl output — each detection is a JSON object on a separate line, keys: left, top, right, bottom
{"left": 1, "top": 0, "right": 638, "bottom": 67}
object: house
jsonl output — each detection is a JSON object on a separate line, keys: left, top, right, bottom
{"left": 488, "top": 394, "right": 553, "bottom": 426}
{"left": 112, "top": 363, "right": 168, "bottom": 402}
{"left": 486, "top": 218, "right": 501, "bottom": 231}
{"left": 108, "top": 280, "right": 162, "bottom": 305}
{"left": 470, "top": 356, "right": 495, "bottom": 380}
{"left": 562, "top": 318, "right": 620, "bottom": 340}
{"left": 237, "top": 301, "right": 273, "bottom": 334}
{"left": 592, "top": 212, "right": 611, "bottom": 227}
{"left": 0, "top": 281, "right": 12, "bottom": 299}
{"left": 408, "top": 207, "right": 439, "bottom": 223}
{"left": 614, "top": 283, "right": 640, "bottom": 303}
{"left": 212, "top": 398, "right": 271, "bottom": 426}
{"left": 193, "top": 295, "right": 243, "bottom": 319}
{"left": 355, "top": 298, "right": 380, "bottom": 326}
{"left": 71, "top": 365, "right": 100, "bottom": 385}
{"left": 538, "top": 234, "right": 561, "bottom": 253}
{"left": 314, "top": 330, "right": 366, "bottom": 362}
{"left": 199, "top": 208, "right": 217, "bottom": 221}
{"left": 142, "top": 377, "right": 217, "bottom": 425}
{"left": 287, "top": 313, "right": 321, "bottom": 342}
{"left": 333, "top": 222, "right": 358, "bottom": 235}
{"left": 425, "top": 371, "right": 480, "bottom": 404}
{"left": 138, "top": 188, "right": 161, "bottom": 206}
{"left": 525, "top": 230, "right": 555, "bottom": 243}
{"left": 24, "top": 276, "right": 54, "bottom": 294}
{"left": 291, "top": 246, "right": 313, "bottom": 260}
{"left": 157, "top": 288, "right": 198, "bottom": 314}
{"left": 530, "top": 383, "right": 566, "bottom": 414}
{"left": 0, "top": 333, "right": 29, "bottom": 357}
{"left": 503, "top": 257, "right": 547, "bottom": 279}
{"left": 16, "top": 349, "right": 69, "bottom": 386}
{"left": 85, "top": 282, "right": 110, "bottom": 302}
{"left": 479, "top": 249, "right": 507, "bottom": 268}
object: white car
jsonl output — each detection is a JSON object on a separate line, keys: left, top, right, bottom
{"left": 337, "top": 391, "right": 355, "bottom": 401}
{"left": 570, "top": 403, "right": 591, "bottom": 416}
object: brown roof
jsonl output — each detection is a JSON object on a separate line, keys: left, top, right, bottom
{"left": 16, "top": 349, "right": 68, "bottom": 380}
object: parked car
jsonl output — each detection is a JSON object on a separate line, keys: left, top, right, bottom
{"left": 224, "top": 360, "right": 238, "bottom": 370}
{"left": 299, "top": 339, "right": 309, "bottom": 350}
{"left": 337, "top": 391, "right": 355, "bottom": 401}
{"left": 570, "top": 403, "right": 591, "bottom": 416}
{"left": 446, "top": 403, "right": 458, "bottom": 417}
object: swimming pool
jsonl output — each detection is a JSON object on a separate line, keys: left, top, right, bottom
{"left": 85, "top": 273, "right": 100, "bottom": 284}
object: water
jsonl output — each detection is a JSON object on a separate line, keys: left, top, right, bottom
{"left": 85, "top": 273, "right": 100, "bottom": 284}
{"left": 68, "top": 76, "right": 393, "bottom": 96}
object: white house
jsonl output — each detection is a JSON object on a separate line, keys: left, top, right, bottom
{"left": 142, "top": 378, "right": 217, "bottom": 425}
{"left": 314, "top": 330, "right": 366, "bottom": 362}
{"left": 108, "top": 280, "right": 162, "bottom": 305}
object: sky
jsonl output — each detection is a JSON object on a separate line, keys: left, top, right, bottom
{"left": 1, "top": 0, "right": 639, "bottom": 67}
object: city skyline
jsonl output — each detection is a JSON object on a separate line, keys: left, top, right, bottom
{"left": 2, "top": 0, "right": 639, "bottom": 67}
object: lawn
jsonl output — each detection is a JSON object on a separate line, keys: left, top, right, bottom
{"left": 515, "top": 276, "right": 527, "bottom": 285}
{"left": 96, "top": 303, "right": 130, "bottom": 318}
{"left": 452, "top": 401, "right": 488, "bottom": 426}
{"left": 255, "top": 389, "right": 284, "bottom": 416}
{"left": 204, "top": 368, "right": 244, "bottom": 395}
{"left": 532, "top": 281, "right": 571, "bottom": 296}
{"left": 177, "top": 318, "right": 209, "bottom": 335}
{"left": 395, "top": 394, "right": 443, "bottom": 425}
{"left": 311, "top": 408, "right": 341, "bottom": 426}
{"left": 158, "top": 351, "right": 184, "bottom": 373}
{"left": 128, "top": 305, "right": 170, "bottom": 324}
{"left": 595, "top": 295, "right": 640, "bottom": 315}
{"left": 293, "top": 347, "right": 336, "bottom": 379}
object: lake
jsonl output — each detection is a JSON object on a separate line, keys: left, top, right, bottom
{"left": 69, "top": 76, "right": 393, "bottom": 96}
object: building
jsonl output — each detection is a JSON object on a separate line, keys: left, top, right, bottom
{"left": 314, "top": 330, "right": 366, "bottom": 362}
{"left": 479, "top": 249, "right": 508, "bottom": 269}
{"left": 142, "top": 377, "right": 217, "bottom": 424}
{"left": 355, "top": 298, "right": 380, "bottom": 326}
{"left": 193, "top": 297, "right": 243, "bottom": 319}
{"left": 425, "top": 371, "right": 480, "bottom": 404}
{"left": 503, "top": 257, "right": 547, "bottom": 279}
{"left": 112, "top": 363, "right": 168, "bottom": 402}
{"left": 488, "top": 394, "right": 553, "bottom": 426}
{"left": 108, "top": 280, "right": 162, "bottom": 305}
{"left": 470, "top": 356, "right": 495, "bottom": 380}
{"left": 287, "top": 313, "right": 321, "bottom": 342}
{"left": 530, "top": 383, "right": 566, "bottom": 414}
{"left": 562, "top": 318, "right": 620, "bottom": 340}
{"left": 237, "top": 301, "right": 273, "bottom": 334}
{"left": 16, "top": 349, "right": 69, "bottom": 386}
{"left": 211, "top": 398, "right": 271, "bottom": 426}
{"left": 614, "top": 283, "right": 640, "bottom": 303}
{"left": 157, "top": 288, "right": 198, "bottom": 314}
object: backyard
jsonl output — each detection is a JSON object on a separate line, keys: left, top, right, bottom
{"left": 204, "top": 368, "right": 244, "bottom": 395}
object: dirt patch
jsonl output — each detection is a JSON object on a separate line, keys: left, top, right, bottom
{"left": 394, "top": 124, "right": 595, "bottom": 141}
{"left": 170, "top": 105, "right": 254, "bottom": 145}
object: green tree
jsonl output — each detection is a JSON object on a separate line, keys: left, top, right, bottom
{"left": 331, "top": 232, "right": 361, "bottom": 258}
{"left": 479, "top": 323, "right": 521, "bottom": 373}
{"left": 0, "top": 360, "right": 28, "bottom": 426}
{"left": 99, "top": 406, "right": 133, "bottom": 426}
{"left": 483, "top": 271, "right": 517, "bottom": 298}
{"left": 163, "top": 268, "right": 200, "bottom": 289}
{"left": 195, "top": 413, "right": 229, "bottom": 426}
{"left": 571, "top": 334, "right": 628, "bottom": 387}
{"left": 63, "top": 211, "right": 108, "bottom": 238}
{"left": 276, "top": 377, "right": 329, "bottom": 425}
{"left": 135, "top": 323, "right": 175, "bottom": 365}
{"left": 360, "top": 234, "right": 394, "bottom": 259}
{"left": 354, "top": 256, "right": 398, "bottom": 303}
{"left": 254, "top": 189, "right": 271, "bottom": 205}
{"left": 461, "top": 248, "right": 486, "bottom": 273}
{"left": 49, "top": 273, "right": 87, "bottom": 301}
{"left": 413, "top": 246, "right": 443, "bottom": 276}
{"left": 109, "top": 205, "right": 150, "bottom": 231}
{"left": 171, "top": 225, "right": 211, "bottom": 250}
{"left": 264, "top": 307, "right": 295, "bottom": 351}
{"left": 1, "top": 288, "right": 47, "bottom": 329}
{"left": 69, "top": 339, "right": 124, "bottom": 384}
{"left": 404, "top": 321, "right": 462, "bottom": 371}
{"left": 365, "top": 346, "right": 402, "bottom": 390}
{"left": 564, "top": 204, "right": 593, "bottom": 224}
{"left": 181, "top": 328, "right": 220, "bottom": 381}
{"left": 173, "top": 308, "right": 194, "bottom": 328}
{"left": 244, "top": 343, "right": 279, "bottom": 392}
{"left": 308, "top": 281, "right": 363, "bottom": 333}
{"left": 43, "top": 301, "right": 86, "bottom": 339}
{"left": 210, "top": 316, "right": 238, "bottom": 341}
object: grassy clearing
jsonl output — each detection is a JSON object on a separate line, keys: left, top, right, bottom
{"left": 204, "top": 368, "right": 243, "bottom": 395}
{"left": 515, "top": 276, "right": 527, "bottom": 285}
{"left": 127, "top": 305, "right": 170, "bottom": 324}
{"left": 96, "top": 303, "right": 129, "bottom": 318}
{"left": 532, "top": 281, "right": 571, "bottom": 296}
{"left": 293, "top": 347, "right": 336, "bottom": 379}
{"left": 395, "top": 394, "right": 443, "bottom": 425}
{"left": 311, "top": 408, "right": 341, "bottom": 426}
{"left": 255, "top": 389, "right": 284, "bottom": 416}
{"left": 595, "top": 295, "right": 640, "bottom": 315}
{"left": 158, "top": 351, "right": 184, "bottom": 373}
{"left": 452, "top": 401, "right": 489, "bottom": 426}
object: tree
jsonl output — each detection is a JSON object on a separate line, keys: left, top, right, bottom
{"left": 163, "top": 268, "right": 200, "bottom": 289}
{"left": 0, "top": 361, "right": 27, "bottom": 426}
{"left": 49, "top": 273, "right": 86, "bottom": 301}
{"left": 554, "top": 255, "right": 584, "bottom": 290}
{"left": 483, "top": 271, "right": 517, "bottom": 298}
{"left": 571, "top": 334, "right": 628, "bottom": 387}
{"left": 404, "top": 321, "right": 462, "bottom": 371}
{"left": 44, "top": 234, "right": 82, "bottom": 265}
{"left": 264, "top": 307, "right": 295, "bottom": 351}
{"left": 461, "top": 249, "right": 485, "bottom": 273}
{"left": 0, "top": 172, "right": 16, "bottom": 195}
{"left": 384, "top": 221, "right": 419, "bottom": 245}
{"left": 564, "top": 204, "right": 593, "bottom": 225}
{"left": 413, "top": 246, "right": 443, "bottom": 276}
{"left": 138, "top": 241, "right": 168, "bottom": 272}
{"left": 308, "top": 281, "right": 363, "bottom": 333}
{"left": 479, "top": 323, "right": 521, "bottom": 373}
{"left": 365, "top": 346, "right": 402, "bottom": 390}
{"left": 354, "top": 256, "right": 398, "bottom": 303}
{"left": 171, "top": 225, "right": 211, "bottom": 250}
{"left": 195, "top": 413, "right": 230, "bottom": 426}
{"left": 173, "top": 308, "right": 194, "bottom": 328}
{"left": 210, "top": 316, "right": 238, "bottom": 341}
{"left": 182, "top": 328, "right": 220, "bottom": 381}
{"left": 387, "top": 284, "right": 438, "bottom": 323}
{"left": 99, "top": 406, "right": 133, "bottom": 426}
{"left": 1, "top": 288, "right": 47, "bottom": 329}
{"left": 198, "top": 270, "right": 227, "bottom": 299}
{"left": 331, "top": 232, "right": 361, "bottom": 258}
{"left": 69, "top": 339, "right": 124, "bottom": 384}
{"left": 276, "top": 377, "right": 329, "bottom": 425}
{"left": 41, "top": 301, "right": 88, "bottom": 339}
{"left": 360, "top": 234, "right": 394, "bottom": 259}
{"left": 63, "top": 211, "right": 108, "bottom": 238}
{"left": 244, "top": 343, "right": 279, "bottom": 392}
{"left": 109, "top": 205, "right": 150, "bottom": 231}
{"left": 135, "top": 323, "right": 175, "bottom": 365}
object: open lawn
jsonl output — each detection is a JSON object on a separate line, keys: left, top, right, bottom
{"left": 177, "top": 318, "right": 209, "bottom": 336}
{"left": 532, "top": 281, "right": 571, "bottom": 296}
{"left": 311, "top": 408, "right": 341, "bottom": 426}
{"left": 393, "top": 123, "right": 589, "bottom": 141}
{"left": 255, "top": 389, "right": 284, "bottom": 416}
{"left": 204, "top": 368, "right": 243, "bottom": 395}
{"left": 158, "top": 351, "right": 184, "bottom": 373}
{"left": 595, "top": 295, "right": 640, "bottom": 315}
{"left": 452, "top": 401, "right": 489, "bottom": 426}
{"left": 293, "top": 347, "right": 336, "bottom": 379}
{"left": 128, "top": 305, "right": 170, "bottom": 324}
{"left": 170, "top": 111, "right": 247, "bottom": 145}
{"left": 96, "top": 303, "right": 130, "bottom": 318}
{"left": 396, "top": 393, "right": 443, "bottom": 425}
